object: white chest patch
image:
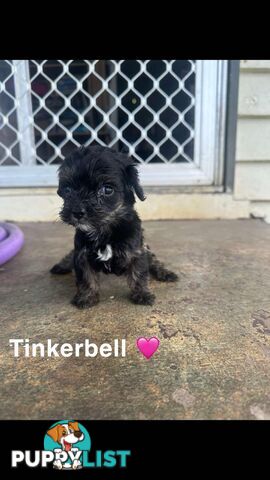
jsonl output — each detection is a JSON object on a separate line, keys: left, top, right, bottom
{"left": 97, "top": 244, "right": 113, "bottom": 262}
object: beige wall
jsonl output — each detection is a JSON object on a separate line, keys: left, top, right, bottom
{"left": 235, "top": 60, "right": 270, "bottom": 222}
{"left": 0, "top": 188, "right": 250, "bottom": 222}
{"left": 1, "top": 60, "right": 269, "bottom": 222}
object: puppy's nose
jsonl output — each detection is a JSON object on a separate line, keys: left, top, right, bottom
{"left": 74, "top": 430, "right": 82, "bottom": 438}
{"left": 72, "top": 210, "right": 84, "bottom": 220}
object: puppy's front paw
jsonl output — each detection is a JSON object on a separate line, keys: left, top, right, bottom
{"left": 71, "top": 292, "right": 100, "bottom": 309}
{"left": 53, "top": 459, "right": 63, "bottom": 470}
{"left": 72, "top": 459, "right": 82, "bottom": 470}
{"left": 130, "top": 290, "right": 156, "bottom": 306}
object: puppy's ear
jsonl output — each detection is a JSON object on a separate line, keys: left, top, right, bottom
{"left": 47, "top": 424, "right": 61, "bottom": 443}
{"left": 125, "top": 159, "right": 146, "bottom": 201}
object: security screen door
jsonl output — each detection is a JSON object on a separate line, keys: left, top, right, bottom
{"left": 0, "top": 60, "right": 228, "bottom": 187}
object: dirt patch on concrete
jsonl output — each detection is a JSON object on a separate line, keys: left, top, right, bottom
{"left": 172, "top": 388, "right": 195, "bottom": 408}
{"left": 252, "top": 309, "right": 270, "bottom": 334}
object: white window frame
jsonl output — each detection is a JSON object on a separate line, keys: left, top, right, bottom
{"left": 0, "top": 60, "right": 228, "bottom": 188}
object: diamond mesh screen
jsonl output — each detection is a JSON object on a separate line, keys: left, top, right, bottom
{"left": 0, "top": 60, "right": 196, "bottom": 167}
{"left": 0, "top": 61, "right": 21, "bottom": 165}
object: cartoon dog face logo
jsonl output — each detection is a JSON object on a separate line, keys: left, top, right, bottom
{"left": 47, "top": 421, "right": 84, "bottom": 452}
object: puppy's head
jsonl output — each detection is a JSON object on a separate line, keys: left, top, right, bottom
{"left": 57, "top": 146, "right": 145, "bottom": 230}
{"left": 47, "top": 421, "right": 84, "bottom": 451}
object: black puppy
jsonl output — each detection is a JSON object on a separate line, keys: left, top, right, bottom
{"left": 51, "top": 145, "right": 178, "bottom": 308}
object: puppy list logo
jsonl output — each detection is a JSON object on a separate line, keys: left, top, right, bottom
{"left": 44, "top": 421, "right": 87, "bottom": 470}
{"left": 11, "top": 420, "right": 131, "bottom": 470}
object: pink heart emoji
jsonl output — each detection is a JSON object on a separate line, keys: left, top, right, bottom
{"left": 136, "top": 337, "right": 160, "bottom": 359}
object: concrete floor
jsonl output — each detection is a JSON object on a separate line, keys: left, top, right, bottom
{"left": 1, "top": 219, "right": 270, "bottom": 420}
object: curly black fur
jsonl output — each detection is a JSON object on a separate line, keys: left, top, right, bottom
{"left": 51, "top": 145, "right": 178, "bottom": 308}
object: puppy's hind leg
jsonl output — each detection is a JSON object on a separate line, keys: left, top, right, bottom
{"left": 50, "top": 249, "right": 74, "bottom": 274}
{"left": 127, "top": 253, "right": 156, "bottom": 306}
{"left": 145, "top": 245, "right": 178, "bottom": 282}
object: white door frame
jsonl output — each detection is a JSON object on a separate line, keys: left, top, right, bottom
{"left": 0, "top": 60, "right": 228, "bottom": 188}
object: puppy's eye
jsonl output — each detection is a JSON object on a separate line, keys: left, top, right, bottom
{"left": 104, "top": 186, "right": 114, "bottom": 195}
{"left": 57, "top": 186, "right": 72, "bottom": 197}
{"left": 98, "top": 185, "right": 114, "bottom": 196}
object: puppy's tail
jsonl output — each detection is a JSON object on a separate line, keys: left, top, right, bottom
{"left": 145, "top": 245, "right": 178, "bottom": 282}
{"left": 50, "top": 249, "right": 74, "bottom": 274}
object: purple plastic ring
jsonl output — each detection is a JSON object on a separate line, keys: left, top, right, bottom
{"left": 0, "top": 226, "right": 7, "bottom": 242}
{"left": 0, "top": 222, "right": 24, "bottom": 266}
